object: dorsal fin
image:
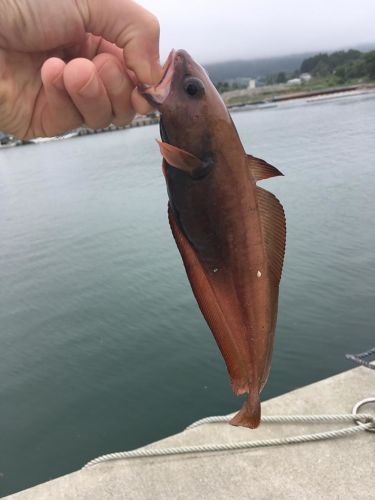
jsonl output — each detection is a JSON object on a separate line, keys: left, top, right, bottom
{"left": 247, "top": 154, "right": 283, "bottom": 183}
{"left": 256, "top": 186, "right": 286, "bottom": 284}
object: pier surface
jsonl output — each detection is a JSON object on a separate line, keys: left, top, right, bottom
{"left": 4, "top": 365, "right": 374, "bottom": 499}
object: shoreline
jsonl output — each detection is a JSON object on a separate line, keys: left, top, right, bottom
{"left": 226, "top": 83, "right": 375, "bottom": 111}
{"left": 270, "top": 83, "right": 375, "bottom": 102}
{"left": 222, "top": 82, "right": 375, "bottom": 110}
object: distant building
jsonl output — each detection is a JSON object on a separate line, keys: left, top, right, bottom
{"left": 300, "top": 73, "right": 312, "bottom": 82}
{"left": 236, "top": 77, "right": 252, "bottom": 86}
{"left": 248, "top": 79, "right": 256, "bottom": 90}
{"left": 287, "top": 78, "right": 302, "bottom": 85}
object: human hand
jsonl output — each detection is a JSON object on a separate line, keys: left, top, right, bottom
{"left": 0, "top": 0, "right": 161, "bottom": 139}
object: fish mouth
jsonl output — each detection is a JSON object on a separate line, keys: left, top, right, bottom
{"left": 139, "top": 49, "right": 177, "bottom": 106}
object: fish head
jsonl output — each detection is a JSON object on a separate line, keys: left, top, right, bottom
{"left": 140, "top": 49, "right": 231, "bottom": 162}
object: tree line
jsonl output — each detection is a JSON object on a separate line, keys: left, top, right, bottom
{"left": 265, "top": 49, "right": 375, "bottom": 86}
{"left": 214, "top": 49, "right": 375, "bottom": 94}
{"left": 300, "top": 49, "right": 375, "bottom": 82}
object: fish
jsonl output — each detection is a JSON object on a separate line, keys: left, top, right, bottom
{"left": 141, "top": 50, "right": 286, "bottom": 429}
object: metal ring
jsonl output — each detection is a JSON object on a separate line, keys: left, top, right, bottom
{"left": 352, "top": 398, "right": 375, "bottom": 432}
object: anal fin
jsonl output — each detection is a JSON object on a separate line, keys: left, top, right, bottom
{"left": 168, "top": 205, "right": 248, "bottom": 394}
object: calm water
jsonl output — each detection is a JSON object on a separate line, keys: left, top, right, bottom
{"left": 1, "top": 92, "right": 375, "bottom": 496}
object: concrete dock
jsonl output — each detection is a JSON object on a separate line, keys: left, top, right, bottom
{"left": 5, "top": 365, "right": 374, "bottom": 499}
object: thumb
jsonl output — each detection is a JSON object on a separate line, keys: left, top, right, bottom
{"left": 78, "top": 0, "right": 162, "bottom": 85}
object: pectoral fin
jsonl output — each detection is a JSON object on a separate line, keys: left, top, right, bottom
{"left": 247, "top": 154, "right": 283, "bottom": 182}
{"left": 157, "top": 140, "right": 207, "bottom": 178}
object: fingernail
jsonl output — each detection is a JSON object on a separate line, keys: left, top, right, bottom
{"left": 52, "top": 74, "right": 65, "bottom": 91}
{"left": 78, "top": 74, "right": 100, "bottom": 98}
{"left": 126, "top": 69, "right": 137, "bottom": 86}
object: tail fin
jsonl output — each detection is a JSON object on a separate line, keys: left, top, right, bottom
{"left": 230, "top": 389, "right": 261, "bottom": 429}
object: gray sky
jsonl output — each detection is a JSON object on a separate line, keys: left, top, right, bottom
{"left": 137, "top": 0, "right": 375, "bottom": 63}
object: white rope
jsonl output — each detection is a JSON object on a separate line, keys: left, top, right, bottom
{"left": 186, "top": 413, "right": 373, "bottom": 429}
{"left": 83, "top": 413, "right": 374, "bottom": 469}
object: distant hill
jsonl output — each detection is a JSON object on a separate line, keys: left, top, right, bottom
{"left": 204, "top": 53, "right": 314, "bottom": 83}
{"left": 350, "top": 41, "right": 375, "bottom": 52}
{"left": 204, "top": 42, "right": 375, "bottom": 83}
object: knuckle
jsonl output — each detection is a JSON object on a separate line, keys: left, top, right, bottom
{"left": 73, "top": 0, "right": 89, "bottom": 26}
{"left": 85, "top": 115, "right": 111, "bottom": 130}
{"left": 146, "top": 13, "right": 160, "bottom": 38}
{"left": 112, "top": 110, "right": 135, "bottom": 127}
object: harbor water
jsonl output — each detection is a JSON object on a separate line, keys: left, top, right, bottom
{"left": 1, "top": 91, "right": 374, "bottom": 496}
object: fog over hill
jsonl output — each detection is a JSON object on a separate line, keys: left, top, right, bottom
{"left": 204, "top": 42, "right": 375, "bottom": 82}
{"left": 204, "top": 53, "right": 312, "bottom": 83}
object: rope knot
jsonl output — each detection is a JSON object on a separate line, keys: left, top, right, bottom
{"left": 352, "top": 398, "right": 375, "bottom": 433}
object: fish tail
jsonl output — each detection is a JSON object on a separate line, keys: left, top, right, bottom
{"left": 229, "top": 388, "right": 261, "bottom": 429}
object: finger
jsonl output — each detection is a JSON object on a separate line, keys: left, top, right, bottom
{"left": 93, "top": 53, "right": 135, "bottom": 126}
{"left": 96, "top": 37, "right": 125, "bottom": 62}
{"left": 0, "top": 2, "right": 85, "bottom": 51}
{"left": 76, "top": 0, "right": 162, "bottom": 84}
{"left": 131, "top": 88, "right": 154, "bottom": 115}
{"left": 65, "top": 35, "right": 123, "bottom": 63}
{"left": 63, "top": 58, "right": 112, "bottom": 129}
{"left": 41, "top": 57, "right": 83, "bottom": 135}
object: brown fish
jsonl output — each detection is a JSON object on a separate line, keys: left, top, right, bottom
{"left": 141, "top": 50, "right": 286, "bottom": 428}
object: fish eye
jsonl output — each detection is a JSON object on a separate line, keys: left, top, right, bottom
{"left": 184, "top": 77, "right": 205, "bottom": 97}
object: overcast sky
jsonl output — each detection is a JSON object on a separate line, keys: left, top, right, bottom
{"left": 137, "top": 0, "right": 374, "bottom": 63}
